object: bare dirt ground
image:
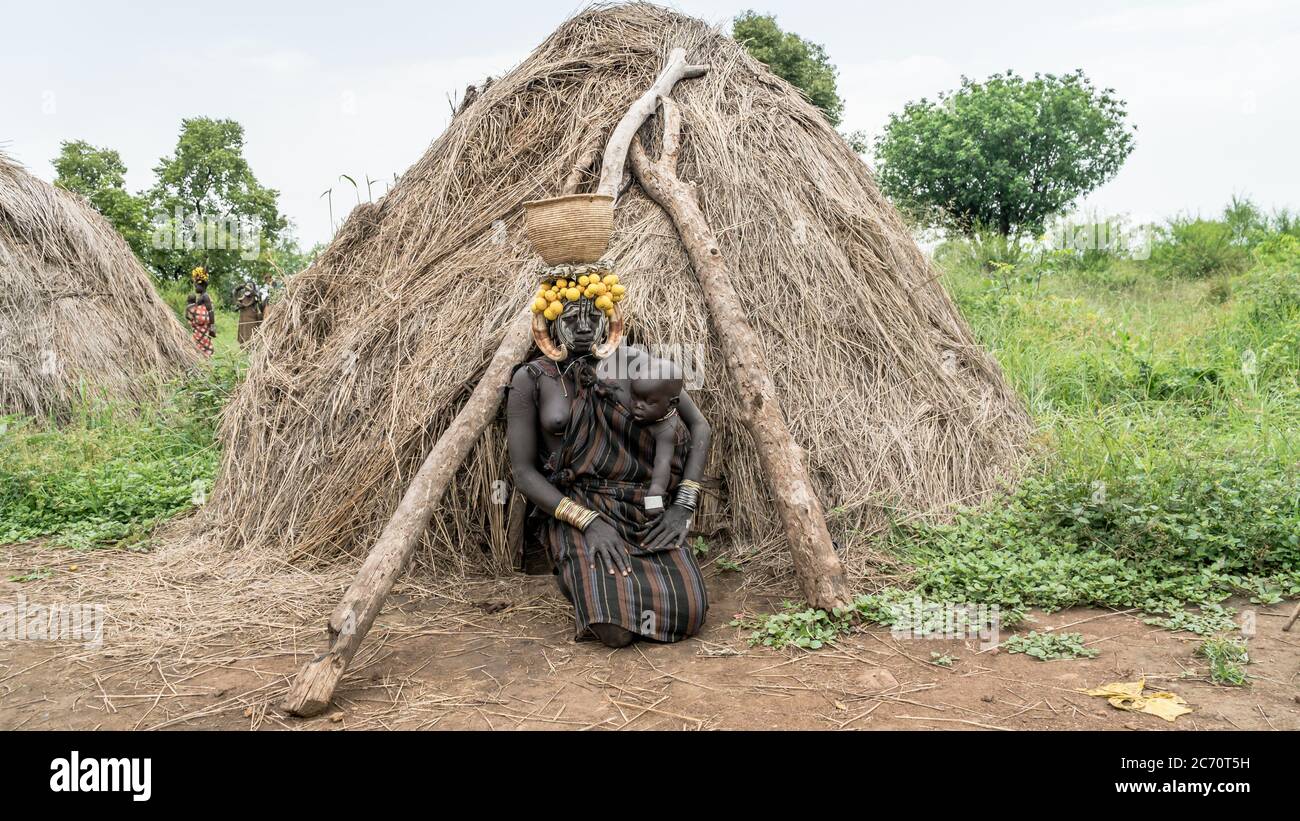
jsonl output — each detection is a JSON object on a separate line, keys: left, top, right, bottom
{"left": 1, "top": 541, "right": 1297, "bottom": 731}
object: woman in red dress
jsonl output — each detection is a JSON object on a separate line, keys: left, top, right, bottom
{"left": 185, "top": 267, "right": 216, "bottom": 356}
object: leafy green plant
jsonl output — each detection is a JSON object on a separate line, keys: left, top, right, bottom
{"left": 1153, "top": 218, "right": 1250, "bottom": 279}
{"left": 7, "top": 568, "right": 52, "bottom": 583}
{"left": 731, "top": 602, "right": 852, "bottom": 650}
{"left": 1002, "top": 631, "right": 1099, "bottom": 661}
{"left": 715, "top": 556, "right": 743, "bottom": 572}
{"left": 889, "top": 460, "right": 1300, "bottom": 617}
{"left": 690, "top": 536, "right": 709, "bottom": 558}
{"left": 1198, "top": 637, "right": 1249, "bottom": 686}
{"left": 1144, "top": 603, "right": 1238, "bottom": 635}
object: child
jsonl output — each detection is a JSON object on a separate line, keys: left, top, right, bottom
{"left": 626, "top": 361, "right": 686, "bottom": 518}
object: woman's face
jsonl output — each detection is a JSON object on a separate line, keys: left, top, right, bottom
{"left": 555, "top": 300, "right": 603, "bottom": 354}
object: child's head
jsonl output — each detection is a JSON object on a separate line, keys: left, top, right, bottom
{"left": 629, "top": 357, "right": 683, "bottom": 422}
{"left": 186, "top": 293, "right": 197, "bottom": 305}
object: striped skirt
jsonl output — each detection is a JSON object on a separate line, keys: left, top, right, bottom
{"left": 552, "top": 533, "right": 708, "bottom": 643}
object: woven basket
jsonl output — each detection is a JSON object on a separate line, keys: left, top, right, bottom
{"left": 523, "top": 193, "right": 614, "bottom": 265}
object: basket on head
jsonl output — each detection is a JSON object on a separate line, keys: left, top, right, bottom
{"left": 523, "top": 193, "right": 614, "bottom": 265}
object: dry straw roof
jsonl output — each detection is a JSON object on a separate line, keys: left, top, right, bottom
{"left": 202, "top": 2, "right": 1031, "bottom": 580}
{"left": 0, "top": 153, "right": 197, "bottom": 418}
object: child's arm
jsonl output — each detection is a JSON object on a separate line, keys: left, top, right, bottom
{"left": 647, "top": 418, "right": 678, "bottom": 498}
{"left": 642, "top": 392, "right": 712, "bottom": 550}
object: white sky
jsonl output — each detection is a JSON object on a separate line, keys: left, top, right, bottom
{"left": 2, "top": 0, "right": 1296, "bottom": 247}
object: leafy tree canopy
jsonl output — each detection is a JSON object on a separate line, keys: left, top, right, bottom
{"left": 145, "top": 117, "right": 287, "bottom": 288}
{"left": 52, "top": 140, "right": 149, "bottom": 259}
{"left": 874, "top": 70, "right": 1135, "bottom": 238}
{"left": 733, "top": 10, "right": 843, "bottom": 126}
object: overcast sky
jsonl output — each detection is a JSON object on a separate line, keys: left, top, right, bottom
{"left": 2, "top": 0, "right": 1296, "bottom": 247}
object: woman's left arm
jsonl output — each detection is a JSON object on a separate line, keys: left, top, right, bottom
{"left": 642, "top": 388, "right": 711, "bottom": 551}
{"left": 675, "top": 390, "right": 712, "bottom": 484}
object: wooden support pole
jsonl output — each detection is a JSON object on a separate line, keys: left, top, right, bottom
{"left": 596, "top": 48, "right": 708, "bottom": 200}
{"left": 630, "top": 97, "right": 851, "bottom": 612}
{"left": 281, "top": 310, "right": 533, "bottom": 717}
{"left": 1284, "top": 599, "right": 1300, "bottom": 632}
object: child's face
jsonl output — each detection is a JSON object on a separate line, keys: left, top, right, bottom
{"left": 629, "top": 377, "right": 682, "bottom": 422}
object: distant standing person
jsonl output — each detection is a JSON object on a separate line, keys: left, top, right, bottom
{"left": 234, "top": 282, "right": 264, "bottom": 347}
{"left": 186, "top": 266, "right": 216, "bottom": 357}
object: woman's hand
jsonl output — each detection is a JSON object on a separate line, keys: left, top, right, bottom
{"left": 585, "top": 517, "right": 631, "bottom": 576}
{"left": 643, "top": 504, "right": 692, "bottom": 551}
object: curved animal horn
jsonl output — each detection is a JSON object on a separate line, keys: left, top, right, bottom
{"left": 532, "top": 312, "right": 568, "bottom": 361}
{"left": 592, "top": 303, "right": 624, "bottom": 360}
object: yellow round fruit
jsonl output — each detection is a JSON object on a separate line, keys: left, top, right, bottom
{"left": 544, "top": 305, "right": 562, "bottom": 321}
{"left": 565, "top": 287, "right": 580, "bottom": 301}
{"left": 591, "top": 282, "right": 607, "bottom": 296}
{"left": 532, "top": 298, "right": 547, "bottom": 313}
{"left": 595, "top": 295, "right": 613, "bottom": 311}
{"left": 611, "top": 293, "right": 624, "bottom": 303}
{"left": 555, "top": 278, "right": 567, "bottom": 289}
{"left": 603, "top": 274, "right": 618, "bottom": 286}
{"left": 610, "top": 284, "right": 626, "bottom": 296}
{"left": 578, "top": 275, "right": 590, "bottom": 286}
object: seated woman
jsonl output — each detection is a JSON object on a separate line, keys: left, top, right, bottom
{"left": 506, "top": 266, "right": 712, "bottom": 648}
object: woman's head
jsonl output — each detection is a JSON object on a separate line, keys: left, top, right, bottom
{"left": 530, "top": 265, "right": 625, "bottom": 361}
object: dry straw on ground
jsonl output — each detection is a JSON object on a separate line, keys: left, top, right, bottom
{"left": 200, "top": 2, "right": 1031, "bottom": 581}
{"left": 0, "top": 153, "right": 198, "bottom": 419}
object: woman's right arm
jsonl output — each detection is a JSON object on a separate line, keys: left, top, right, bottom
{"left": 505, "top": 366, "right": 565, "bottom": 513}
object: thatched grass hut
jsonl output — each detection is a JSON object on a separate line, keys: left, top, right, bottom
{"left": 203, "top": 3, "right": 1031, "bottom": 581}
{"left": 0, "top": 153, "right": 198, "bottom": 418}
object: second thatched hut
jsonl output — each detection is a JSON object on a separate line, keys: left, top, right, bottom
{"left": 0, "top": 153, "right": 198, "bottom": 419}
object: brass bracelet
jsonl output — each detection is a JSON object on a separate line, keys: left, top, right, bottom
{"left": 554, "top": 498, "right": 598, "bottom": 530}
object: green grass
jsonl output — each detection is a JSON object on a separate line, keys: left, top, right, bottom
{"left": 1198, "top": 637, "right": 1250, "bottom": 686}
{"left": 736, "top": 239, "right": 1299, "bottom": 648}
{"left": 0, "top": 349, "right": 242, "bottom": 552}
{"left": 895, "top": 260, "right": 1300, "bottom": 616}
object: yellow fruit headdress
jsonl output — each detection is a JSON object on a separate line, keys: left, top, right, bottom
{"left": 530, "top": 262, "right": 626, "bottom": 361}
{"left": 190, "top": 266, "right": 209, "bottom": 285}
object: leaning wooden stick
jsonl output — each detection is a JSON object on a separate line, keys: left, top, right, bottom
{"left": 630, "top": 96, "right": 851, "bottom": 611}
{"left": 283, "top": 48, "right": 713, "bottom": 718}
{"left": 596, "top": 48, "right": 707, "bottom": 199}
{"left": 1284, "top": 599, "right": 1300, "bottom": 632}
{"left": 282, "top": 311, "right": 532, "bottom": 716}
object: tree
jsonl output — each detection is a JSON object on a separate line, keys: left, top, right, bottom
{"left": 733, "top": 11, "right": 843, "bottom": 126}
{"left": 52, "top": 141, "right": 149, "bottom": 259}
{"left": 874, "top": 70, "right": 1135, "bottom": 239}
{"left": 145, "top": 118, "right": 287, "bottom": 290}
